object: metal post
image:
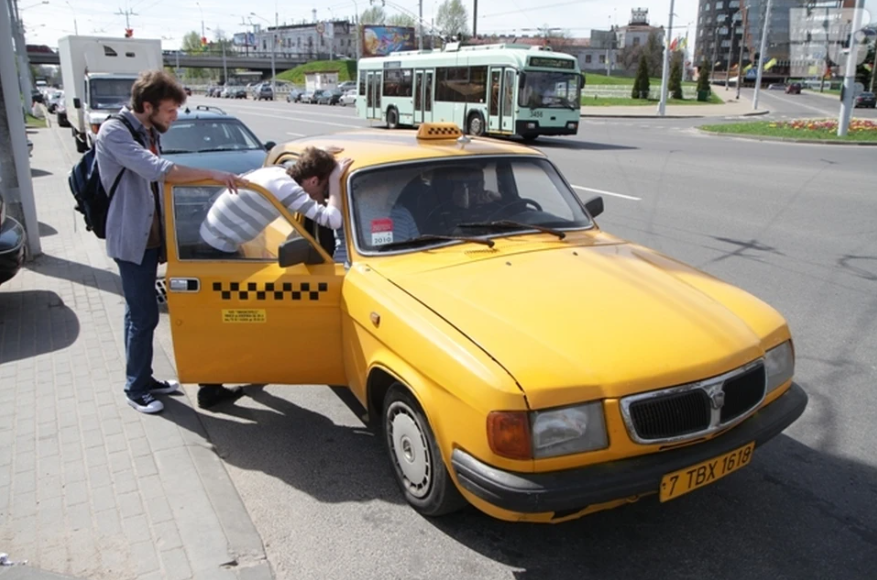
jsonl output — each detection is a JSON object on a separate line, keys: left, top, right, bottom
{"left": 472, "top": 0, "right": 477, "bottom": 38}
{"left": 419, "top": 0, "right": 423, "bottom": 50}
{"left": 726, "top": 12, "right": 735, "bottom": 89}
{"left": 657, "top": 0, "right": 675, "bottom": 116}
{"left": 735, "top": 7, "right": 747, "bottom": 100}
{"left": 838, "top": 0, "right": 864, "bottom": 137}
{"left": 820, "top": 6, "right": 829, "bottom": 93}
{"left": 752, "top": 0, "right": 772, "bottom": 110}
{"left": 0, "top": 0, "right": 41, "bottom": 257}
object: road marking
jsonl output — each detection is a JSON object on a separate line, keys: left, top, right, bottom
{"left": 572, "top": 185, "right": 642, "bottom": 201}
{"left": 757, "top": 91, "right": 835, "bottom": 116}
{"left": 287, "top": 131, "right": 306, "bottom": 137}
{"left": 195, "top": 98, "right": 359, "bottom": 120}
{"left": 237, "top": 110, "right": 365, "bottom": 129}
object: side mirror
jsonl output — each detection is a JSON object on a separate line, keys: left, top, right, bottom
{"left": 73, "top": 97, "right": 81, "bottom": 109}
{"left": 278, "top": 237, "right": 324, "bottom": 268}
{"left": 584, "top": 196, "right": 604, "bottom": 218}
{"left": 264, "top": 141, "right": 276, "bottom": 151}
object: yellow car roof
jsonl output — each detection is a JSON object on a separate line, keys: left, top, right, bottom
{"left": 266, "top": 124, "right": 545, "bottom": 169}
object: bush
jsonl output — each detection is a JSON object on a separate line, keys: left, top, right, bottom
{"left": 697, "top": 59, "right": 711, "bottom": 94}
{"left": 670, "top": 53, "right": 684, "bottom": 100}
{"left": 632, "top": 55, "right": 651, "bottom": 99}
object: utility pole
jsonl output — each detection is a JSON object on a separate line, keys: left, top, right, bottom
{"left": 752, "top": 0, "right": 773, "bottom": 110}
{"left": 472, "top": 0, "right": 477, "bottom": 38}
{"left": 838, "top": 0, "right": 864, "bottom": 137}
{"left": 0, "top": 0, "right": 41, "bottom": 258}
{"left": 419, "top": 0, "right": 423, "bottom": 50}
{"left": 725, "top": 11, "right": 736, "bottom": 89}
{"left": 657, "top": 0, "right": 675, "bottom": 116}
{"left": 115, "top": 7, "right": 137, "bottom": 33}
{"left": 820, "top": 6, "right": 829, "bottom": 93}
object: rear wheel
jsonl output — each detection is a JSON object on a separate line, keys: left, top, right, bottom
{"left": 467, "top": 113, "right": 485, "bottom": 136}
{"left": 383, "top": 385, "right": 467, "bottom": 517}
{"left": 386, "top": 107, "right": 399, "bottom": 129}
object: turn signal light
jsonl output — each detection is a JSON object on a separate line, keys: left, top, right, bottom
{"left": 487, "top": 411, "right": 532, "bottom": 460}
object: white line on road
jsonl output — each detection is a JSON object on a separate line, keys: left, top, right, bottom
{"left": 757, "top": 91, "right": 835, "bottom": 116}
{"left": 239, "top": 110, "right": 365, "bottom": 129}
{"left": 572, "top": 185, "right": 642, "bottom": 201}
{"left": 286, "top": 132, "right": 306, "bottom": 137}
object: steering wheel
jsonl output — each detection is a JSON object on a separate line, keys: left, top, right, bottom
{"left": 486, "top": 198, "right": 543, "bottom": 221}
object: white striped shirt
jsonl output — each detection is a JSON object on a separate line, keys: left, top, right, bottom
{"left": 200, "top": 166, "right": 342, "bottom": 253}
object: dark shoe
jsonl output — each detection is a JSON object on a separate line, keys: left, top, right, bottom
{"left": 197, "top": 384, "right": 244, "bottom": 409}
{"left": 127, "top": 393, "right": 164, "bottom": 414}
{"left": 149, "top": 379, "right": 180, "bottom": 395}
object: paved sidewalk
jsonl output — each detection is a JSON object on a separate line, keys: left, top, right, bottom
{"left": 0, "top": 126, "right": 271, "bottom": 579}
{"left": 579, "top": 92, "right": 769, "bottom": 118}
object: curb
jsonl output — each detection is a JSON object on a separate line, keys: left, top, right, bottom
{"left": 696, "top": 128, "right": 877, "bottom": 146}
{"left": 579, "top": 107, "right": 770, "bottom": 120}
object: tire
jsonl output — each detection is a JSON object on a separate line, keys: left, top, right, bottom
{"left": 383, "top": 384, "right": 467, "bottom": 517}
{"left": 521, "top": 134, "right": 539, "bottom": 143}
{"left": 466, "top": 112, "right": 485, "bottom": 136}
{"left": 386, "top": 107, "right": 399, "bottom": 130}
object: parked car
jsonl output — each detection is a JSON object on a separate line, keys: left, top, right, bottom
{"left": 46, "top": 90, "right": 64, "bottom": 113}
{"left": 286, "top": 88, "right": 303, "bottom": 103}
{"left": 0, "top": 189, "right": 26, "bottom": 287}
{"left": 767, "top": 83, "right": 786, "bottom": 91}
{"left": 159, "top": 105, "right": 275, "bottom": 175}
{"left": 338, "top": 80, "right": 356, "bottom": 92}
{"left": 257, "top": 84, "right": 275, "bottom": 101}
{"left": 339, "top": 89, "right": 357, "bottom": 106}
{"left": 232, "top": 86, "right": 248, "bottom": 99}
{"left": 299, "top": 91, "right": 317, "bottom": 104}
{"left": 785, "top": 82, "right": 802, "bottom": 94}
{"left": 159, "top": 122, "right": 807, "bottom": 523}
{"left": 315, "top": 89, "right": 343, "bottom": 105}
{"left": 854, "top": 91, "right": 876, "bottom": 108}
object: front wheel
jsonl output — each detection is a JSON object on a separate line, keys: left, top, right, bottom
{"left": 383, "top": 385, "right": 467, "bottom": 517}
{"left": 386, "top": 107, "right": 399, "bottom": 129}
{"left": 467, "top": 113, "right": 485, "bottom": 136}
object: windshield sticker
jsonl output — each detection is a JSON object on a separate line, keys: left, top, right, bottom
{"left": 222, "top": 309, "right": 267, "bottom": 323}
{"left": 371, "top": 218, "right": 393, "bottom": 245}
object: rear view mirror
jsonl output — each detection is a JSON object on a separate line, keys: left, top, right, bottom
{"left": 278, "top": 237, "right": 323, "bottom": 268}
{"left": 264, "top": 141, "right": 276, "bottom": 151}
{"left": 73, "top": 97, "right": 81, "bottom": 109}
{"left": 584, "top": 196, "right": 604, "bottom": 218}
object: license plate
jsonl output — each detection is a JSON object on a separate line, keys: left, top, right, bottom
{"left": 659, "top": 442, "right": 755, "bottom": 502}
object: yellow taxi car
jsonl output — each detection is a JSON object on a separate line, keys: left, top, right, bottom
{"left": 161, "top": 123, "right": 807, "bottom": 523}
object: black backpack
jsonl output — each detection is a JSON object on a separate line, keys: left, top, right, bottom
{"left": 67, "top": 114, "right": 145, "bottom": 239}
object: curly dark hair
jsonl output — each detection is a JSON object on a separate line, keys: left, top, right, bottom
{"left": 130, "top": 70, "right": 187, "bottom": 113}
{"left": 286, "top": 147, "right": 338, "bottom": 184}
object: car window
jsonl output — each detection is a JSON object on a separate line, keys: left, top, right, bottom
{"left": 172, "top": 185, "right": 303, "bottom": 261}
{"left": 348, "top": 157, "right": 593, "bottom": 255}
{"left": 162, "top": 120, "right": 263, "bottom": 153}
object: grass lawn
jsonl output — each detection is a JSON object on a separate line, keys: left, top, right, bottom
{"left": 581, "top": 93, "right": 724, "bottom": 107}
{"left": 26, "top": 114, "right": 47, "bottom": 128}
{"left": 699, "top": 119, "right": 877, "bottom": 142}
{"left": 584, "top": 72, "right": 697, "bottom": 87}
{"left": 277, "top": 60, "right": 357, "bottom": 85}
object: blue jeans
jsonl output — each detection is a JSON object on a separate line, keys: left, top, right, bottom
{"left": 115, "top": 248, "right": 159, "bottom": 397}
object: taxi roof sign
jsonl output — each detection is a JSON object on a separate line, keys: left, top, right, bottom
{"left": 416, "top": 123, "right": 463, "bottom": 140}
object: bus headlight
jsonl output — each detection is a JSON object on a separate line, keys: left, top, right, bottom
{"left": 567, "top": 122, "right": 578, "bottom": 130}
{"left": 526, "top": 122, "right": 536, "bottom": 129}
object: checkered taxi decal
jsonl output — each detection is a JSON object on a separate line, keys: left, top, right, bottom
{"left": 212, "top": 281, "right": 329, "bottom": 301}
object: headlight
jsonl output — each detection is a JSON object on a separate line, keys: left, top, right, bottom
{"left": 531, "top": 402, "right": 608, "bottom": 458}
{"left": 765, "top": 341, "right": 794, "bottom": 393}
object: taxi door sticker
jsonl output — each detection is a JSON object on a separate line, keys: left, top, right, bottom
{"left": 222, "top": 309, "right": 267, "bottom": 323}
{"left": 371, "top": 218, "right": 393, "bottom": 246}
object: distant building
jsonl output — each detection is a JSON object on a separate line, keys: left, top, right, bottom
{"left": 245, "top": 20, "right": 357, "bottom": 61}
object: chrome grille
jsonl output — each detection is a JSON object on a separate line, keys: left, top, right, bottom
{"left": 621, "top": 359, "right": 767, "bottom": 445}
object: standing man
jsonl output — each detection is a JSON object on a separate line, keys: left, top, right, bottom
{"left": 96, "top": 70, "right": 245, "bottom": 414}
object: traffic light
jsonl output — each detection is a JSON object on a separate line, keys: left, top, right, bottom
{"left": 125, "top": 28, "right": 133, "bottom": 37}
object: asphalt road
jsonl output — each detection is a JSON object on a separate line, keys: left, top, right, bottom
{"left": 54, "top": 98, "right": 877, "bottom": 579}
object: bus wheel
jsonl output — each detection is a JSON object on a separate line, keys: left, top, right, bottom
{"left": 521, "top": 134, "right": 539, "bottom": 143}
{"left": 467, "top": 113, "right": 485, "bottom": 136}
{"left": 387, "top": 107, "right": 399, "bottom": 129}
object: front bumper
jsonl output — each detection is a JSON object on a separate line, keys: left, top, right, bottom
{"left": 515, "top": 120, "right": 578, "bottom": 136}
{"left": 452, "top": 382, "right": 808, "bottom": 515}
{"left": 0, "top": 217, "right": 26, "bottom": 285}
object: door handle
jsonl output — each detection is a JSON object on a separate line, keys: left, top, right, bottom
{"left": 169, "top": 278, "right": 200, "bottom": 292}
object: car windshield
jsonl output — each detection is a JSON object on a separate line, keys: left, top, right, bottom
{"left": 349, "top": 157, "right": 593, "bottom": 255}
{"left": 89, "top": 78, "right": 134, "bottom": 110}
{"left": 161, "top": 119, "right": 263, "bottom": 153}
{"left": 519, "top": 71, "right": 581, "bottom": 109}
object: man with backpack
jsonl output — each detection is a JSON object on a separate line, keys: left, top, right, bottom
{"left": 95, "top": 70, "right": 245, "bottom": 414}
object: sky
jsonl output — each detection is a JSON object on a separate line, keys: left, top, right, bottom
{"left": 16, "top": 0, "right": 877, "bottom": 53}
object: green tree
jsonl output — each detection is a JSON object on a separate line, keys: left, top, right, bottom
{"left": 387, "top": 13, "right": 416, "bottom": 27}
{"left": 360, "top": 6, "right": 386, "bottom": 25}
{"left": 180, "top": 31, "right": 209, "bottom": 80}
{"left": 697, "top": 58, "right": 712, "bottom": 96}
{"left": 632, "top": 54, "right": 650, "bottom": 99}
{"left": 669, "top": 51, "right": 684, "bottom": 99}
{"left": 436, "top": 0, "right": 468, "bottom": 38}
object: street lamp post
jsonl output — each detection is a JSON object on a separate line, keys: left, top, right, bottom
{"left": 251, "top": 12, "right": 276, "bottom": 93}
{"left": 726, "top": 11, "right": 737, "bottom": 89}
{"left": 752, "top": 0, "right": 773, "bottom": 110}
{"left": 63, "top": 0, "right": 78, "bottom": 35}
{"left": 657, "top": 0, "right": 675, "bottom": 117}
{"left": 735, "top": 7, "right": 748, "bottom": 100}
{"left": 838, "top": 0, "right": 864, "bottom": 137}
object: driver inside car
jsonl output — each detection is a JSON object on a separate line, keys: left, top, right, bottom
{"left": 428, "top": 165, "right": 502, "bottom": 234}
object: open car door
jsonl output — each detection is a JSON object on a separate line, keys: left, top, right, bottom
{"left": 162, "top": 180, "right": 346, "bottom": 387}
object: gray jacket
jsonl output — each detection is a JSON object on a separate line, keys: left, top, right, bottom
{"left": 95, "top": 107, "right": 175, "bottom": 265}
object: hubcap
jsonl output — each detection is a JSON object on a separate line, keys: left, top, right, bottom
{"left": 387, "top": 403, "right": 431, "bottom": 498}
{"left": 470, "top": 117, "right": 482, "bottom": 135}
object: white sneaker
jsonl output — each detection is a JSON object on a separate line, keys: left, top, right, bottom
{"left": 148, "top": 379, "right": 180, "bottom": 395}
{"left": 127, "top": 393, "right": 164, "bottom": 414}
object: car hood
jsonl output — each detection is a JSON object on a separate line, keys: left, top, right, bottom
{"left": 161, "top": 150, "right": 267, "bottom": 175}
{"left": 378, "top": 239, "right": 785, "bottom": 409}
